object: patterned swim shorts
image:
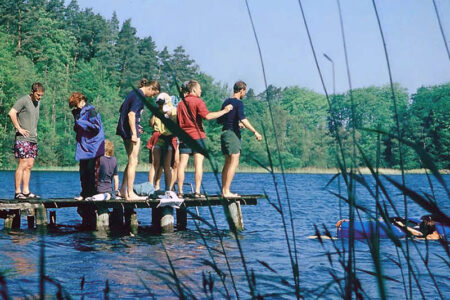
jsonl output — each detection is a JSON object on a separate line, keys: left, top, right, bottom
{"left": 14, "top": 140, "right": 38, "bottom": 159}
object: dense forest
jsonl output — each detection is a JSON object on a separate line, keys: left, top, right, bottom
{"left": 0, "top": 0, "right": 448, "bottom": 170}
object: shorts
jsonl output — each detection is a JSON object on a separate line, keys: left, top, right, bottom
{"left": 155, "top": 138, "right": 174, "bottom": 151}
{"left": 221, "top": 130, "right": 241, "bottom": 155}
{"left": 14, "top": 140, "right": 38, "bottom": 159}
{"left": 149, "top": 137, "right": 175, "bottom": 163}
{"left": 179, "top": 138, "right": 206, "bottom": 155}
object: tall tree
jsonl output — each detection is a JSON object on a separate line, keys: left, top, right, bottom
{"left": 116, "top": 19, "right": 140, "bottom": 93}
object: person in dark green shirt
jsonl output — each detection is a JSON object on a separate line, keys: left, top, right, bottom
{"left": 8, "top": 83, "right": 44, "bottom": 200}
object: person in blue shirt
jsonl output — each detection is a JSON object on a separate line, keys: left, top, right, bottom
{"left": 218, "top": 81, "right": 262, "bottom": 197}
{"left": 96, "top": 139, "right": 119, "bottom": 197}
{"left": 69, "top": 92, "right": 105, "bottom": 200}
{"left": 116, "top": 78, "right": 160, "bottom": 200}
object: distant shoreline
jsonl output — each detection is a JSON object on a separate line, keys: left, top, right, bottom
{"left": 1, "top": 165, "right": 448, "bottom": 175}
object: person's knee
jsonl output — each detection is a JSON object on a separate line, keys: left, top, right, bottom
{"left": 19, "top": 159, "right": 34, "bottom": 170}
{"left": 26, "top": 161, "right": 34, "bottom": 170}
{"left": 128, "top": 156, "right": 139, "bottom": 167}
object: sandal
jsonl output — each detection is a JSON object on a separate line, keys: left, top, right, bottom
{"left": 177, "top": 193, "right": 184, "bottom": 198}
{"left": 24, "top": 192, "right": 41, "bottom": 199}
{"left": 14, "top": 193, "right": 27, "bottom": 200}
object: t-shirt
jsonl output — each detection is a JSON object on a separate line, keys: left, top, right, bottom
{"left": 12, "top": 95, "right": 40, "bottom": 143}
{"left": 116, "top": 89, "right": 145, "bottom": 139}
{"left": 177, "top": 94, "right": 210, "bottom": 140}
{"left": 153, "top": 102, "right": 177, "bottom": 136}
{"left": 218, "top": 98, "right": 246, "bottom": 138}
{"left": 96, "top": 156, "right": 118, "bottom": 193}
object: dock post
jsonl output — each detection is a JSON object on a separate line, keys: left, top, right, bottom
{"left": 224, "top": 199, "right": 244, "bottom": 231}
{"left": 27, "top": 215, "right": 35, "bottom": 229}
{"left": 27, "top": 208, "right": 35, "bottom": 229}
{"left": 152, "top": 208, "right": 162, "bottom": 232}
{"left": 124, "top": 208, "right": 138, "bottom": 235}
{"left": 4, "top": 214, "right": 13, "bottom": 230}
{"left": 161, "top": 207, "right": 174, "bottom": 233}
{"left": 35, "top": 204, "right": 48, "bottom": 227}
{"left": 96, "top": 208, "right": 110, "bottom": 230}
{"left": 49, "top": 211, "right": 56, "bottom": 227}
{"left": 110, "top": 207, "right": 124, "bottom": 230}
{"left": 4, "top": 210, "right": 20, "bottom": 229}
{"left": 176, "top": 206, "right": 187, "bottom": 230}
{"left": 80, "top": 205, "right": 97, "bottom": 230}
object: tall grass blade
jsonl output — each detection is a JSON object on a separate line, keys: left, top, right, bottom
{"left": 138, "top": 276, "right": 157, "bottom": 300}
{"left": 161, "top": 243, "right": 186, "bottom": 300}
{"left": 363, "top": 128, "right": 449, "bottom": 198}
{"left": 0, "top": 273, "right": 9, "bottom": 300}
{"left": 243, "top": 1, "right": 301, "bottom": 296}
{"left": 383, "top": 176, "right": 450, "bottom": 226}
{"left": 432, "top": 0, "right": 450, "bottom": 61}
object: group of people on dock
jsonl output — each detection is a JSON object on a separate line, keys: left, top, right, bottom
{"left": 8, "top": 79, "right": 262, "bottom": 201}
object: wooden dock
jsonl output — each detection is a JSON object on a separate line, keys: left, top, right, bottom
{"left": 0, "top": 195, "right": 263, "bottom": 234}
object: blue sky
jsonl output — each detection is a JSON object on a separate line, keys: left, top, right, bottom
{"left": 70, "top": 0, "right": 450, "bottom": 95}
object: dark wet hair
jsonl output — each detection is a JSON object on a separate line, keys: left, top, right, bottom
{"left": 419, "top": 215, "right": 436, "bottom": 236}
{"left": 31, "top": 82, "right": 44, "bottom": 92}
{"left": 233, "top": 81, "right": 247, "bottom": 93}
{"left": 138, "top": 78, "right": 160, "bottom": 91}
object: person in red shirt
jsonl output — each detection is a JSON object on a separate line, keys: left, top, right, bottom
{"left": 177, "top": 80, "right": 233, "bottom": 197}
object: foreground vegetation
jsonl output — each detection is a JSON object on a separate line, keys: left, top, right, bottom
{"left": 0, "top": 0, "right": 448, "bottom": 299}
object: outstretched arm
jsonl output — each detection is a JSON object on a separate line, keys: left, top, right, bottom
{"left": 394, "top": 221, "right": 423, "bottom": 237}
{"left": 205, "top": 104, "right": 233, "bottom": 120}
{"left": 241, "top": 119, "right": 262, "bottom": 140}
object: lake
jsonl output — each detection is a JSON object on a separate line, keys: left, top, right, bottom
{"left": 0, "top": 171, "right": 449, "bottom": 298}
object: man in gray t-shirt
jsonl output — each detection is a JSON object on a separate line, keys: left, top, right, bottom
{"left": 8, "top": 83, "right": 45, "bottom": 200}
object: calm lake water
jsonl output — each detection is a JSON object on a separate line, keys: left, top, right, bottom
{"left": 0, "top": 171, "right": 449, "bottom": 299}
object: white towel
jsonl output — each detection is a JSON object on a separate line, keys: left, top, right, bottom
{"left": 85, "top": 193, "right": 112, "bottom": 201}
{"left": 157, "top": 191, "right": 184, "bottom": 209}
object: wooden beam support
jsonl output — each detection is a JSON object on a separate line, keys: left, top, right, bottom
{"left": 27, "top": 215, "right": 35, "bottom": 229}
{"left": 152, "top": 208, "right": 162, "bottom": 233}
{"left": 224, "top": 200, "right": 244, "bottom": 232}
{"left": 176, "top": 207, "right": 188, "bottom": 231}
{"left": 4, "top": 210, "right": 20, "bottom": 230}
{"left": 49, "top": 211, "right": 56, "bottom": 227}
{"left": 35, "top": 204, "right": 47, "bottom": 227}
{"left": 110, "top": 207, "right": 124, "bottom": 230}
{"left": 124, "top": 208, "right": 138, "bottom": 235}
{"left": 96, "top": 208, "right": 110, "bottom": 230}
{"left": 161, "top": 207, "right": 174, "bottom": 233}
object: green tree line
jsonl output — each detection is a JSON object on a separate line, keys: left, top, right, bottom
{"left": 0, "top": 0, "right": 448, "bottom": 170}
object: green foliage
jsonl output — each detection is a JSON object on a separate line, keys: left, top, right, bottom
{"left": 407, "top": 84, "right": 450, "bottom": 169}
{"left": 0, "top": 0, "right": 447, "bottom": 171}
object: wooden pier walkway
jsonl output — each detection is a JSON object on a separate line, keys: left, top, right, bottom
{"left": 0, "top": 195, "right": 263, "bottom": 234}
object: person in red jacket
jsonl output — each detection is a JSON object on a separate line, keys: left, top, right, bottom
{"left": 176, "top": 80, "right": 233, "bottom": 197}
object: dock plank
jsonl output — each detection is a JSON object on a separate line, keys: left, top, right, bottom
{"left": 0, "top": 195, "right": 262, "bottom": 210}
